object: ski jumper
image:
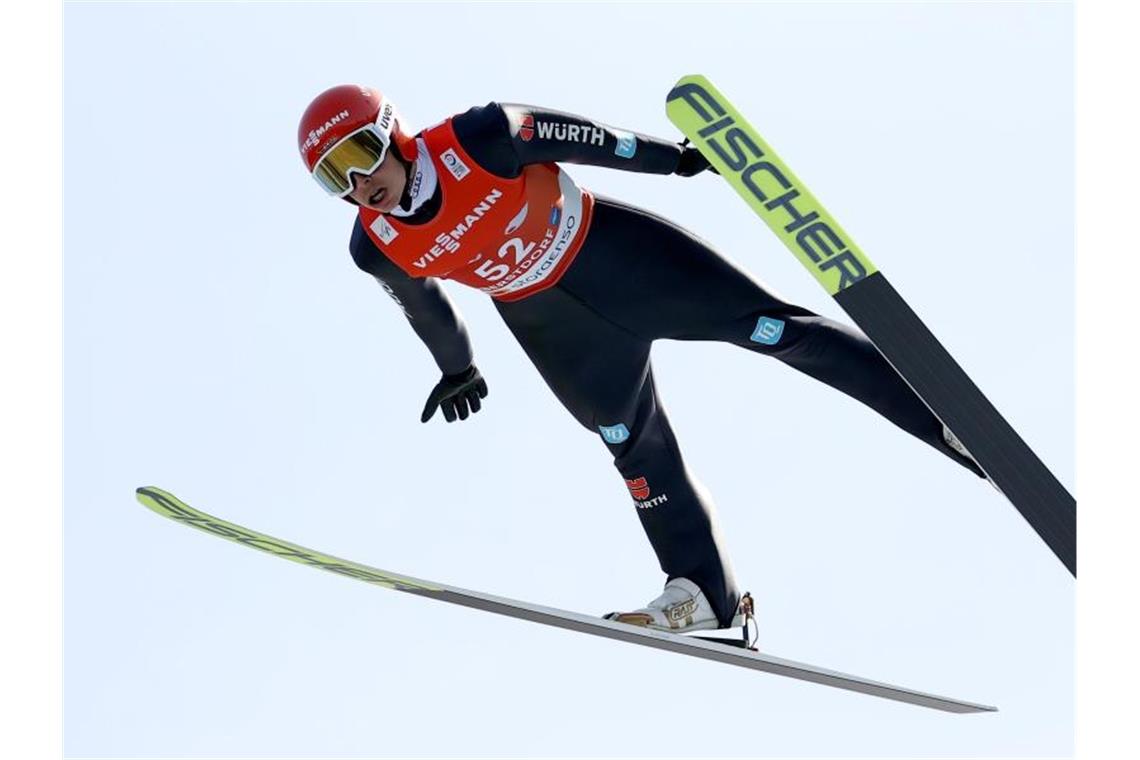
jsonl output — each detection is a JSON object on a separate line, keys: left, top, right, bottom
{"left": 349, "top": 102, "right": 984, "bottom": 626}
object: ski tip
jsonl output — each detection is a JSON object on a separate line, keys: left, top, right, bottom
{"left": 667, "top": 73, "right": 706, "bottom": 97}
{"left": 136, "top": 486, "right": 179, "bottom": 513}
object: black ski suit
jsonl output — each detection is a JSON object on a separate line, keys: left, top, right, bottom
{"left": 349, "top": 103, "right": 983, "bottom": 626}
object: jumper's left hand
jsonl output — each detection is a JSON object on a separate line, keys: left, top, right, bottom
{"left": 674, "top": 139, "right": 719, "bottom": 177}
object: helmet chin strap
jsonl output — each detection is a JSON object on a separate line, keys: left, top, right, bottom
{"left": 396, "top": 150, "right": 415, "bottom": 212}
{"left": 391, "top": 138, "right": 439, "bottom": 218}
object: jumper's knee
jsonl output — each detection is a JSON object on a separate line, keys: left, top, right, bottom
{"left": 737, "top": 311, "right": 822, "bottom": 359}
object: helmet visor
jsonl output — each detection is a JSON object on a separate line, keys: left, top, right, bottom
{"left": 312, "top": 124, "right": 391, "bottom": 197}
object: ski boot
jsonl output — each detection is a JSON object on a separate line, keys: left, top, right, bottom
{"left": 604, "top": 577, "right": 752, "bottom": 636}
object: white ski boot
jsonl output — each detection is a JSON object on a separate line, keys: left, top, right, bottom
{"left": 604, "top": 577, "right": 744, "bottom": 634}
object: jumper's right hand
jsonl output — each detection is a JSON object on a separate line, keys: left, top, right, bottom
{"left": 420, "top": 364, "right": 489, "bottom": 423}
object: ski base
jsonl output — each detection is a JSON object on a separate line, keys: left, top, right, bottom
{"left": 689, "top": 635, "right": 754, "bottom": 650}
{"left": 136, "top": 486, "right": 996, "bottom": 714}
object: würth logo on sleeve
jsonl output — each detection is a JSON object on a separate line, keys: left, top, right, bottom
{"left": 625, "top": 477, "right": 668, "bottom": 509}
{"left": 518, "top": 114, "right": 604, "bottom": 147}
{"left": 535, "top": 120, "right": 605, "bottom": 146}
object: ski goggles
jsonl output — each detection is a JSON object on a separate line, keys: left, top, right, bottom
{"left": 311, "top": 123, "right": 392, "bottom": 197}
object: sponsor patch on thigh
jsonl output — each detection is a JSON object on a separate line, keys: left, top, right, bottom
{"left": 598, "top": 423, "right": 630, "bottom": 444}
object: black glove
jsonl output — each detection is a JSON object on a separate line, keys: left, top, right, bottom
{"left": 420, "top": 364, "right": 489, "bottom": 423}
{"left": 673, "top": 139, "right": 719, "bottom": 177}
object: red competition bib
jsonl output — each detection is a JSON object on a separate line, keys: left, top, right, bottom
{"left": 358, "top": 119, "right": 594, "bottom": 302}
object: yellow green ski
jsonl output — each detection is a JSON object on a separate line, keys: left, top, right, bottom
{"left": 137, "top": 486, "right": 995, "bottom": 713}
{"left": 667, "top": 75, "right": 1075, "bottom": 576}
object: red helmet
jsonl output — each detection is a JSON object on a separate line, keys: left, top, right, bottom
{"left": 297, "top": 84, "right": 417, "bottom": 196}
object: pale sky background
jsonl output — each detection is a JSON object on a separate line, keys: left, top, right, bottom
{"left": 64, "top": 2, "right": 1074, "bottom": 757}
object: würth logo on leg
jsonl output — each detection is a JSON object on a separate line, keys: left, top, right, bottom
{"left": 625, "top": 476, "right": 669, "bottom": 510}
{"left": 625, "top": 477, "right": 650, "bottom": 500}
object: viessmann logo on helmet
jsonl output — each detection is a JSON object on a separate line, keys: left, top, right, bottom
{"left": 302, "top": 109, "right": 351, "bottom": 153}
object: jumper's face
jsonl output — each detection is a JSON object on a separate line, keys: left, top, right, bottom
{"left": 347, "top": 151, "right": 406, "bottom": 213}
